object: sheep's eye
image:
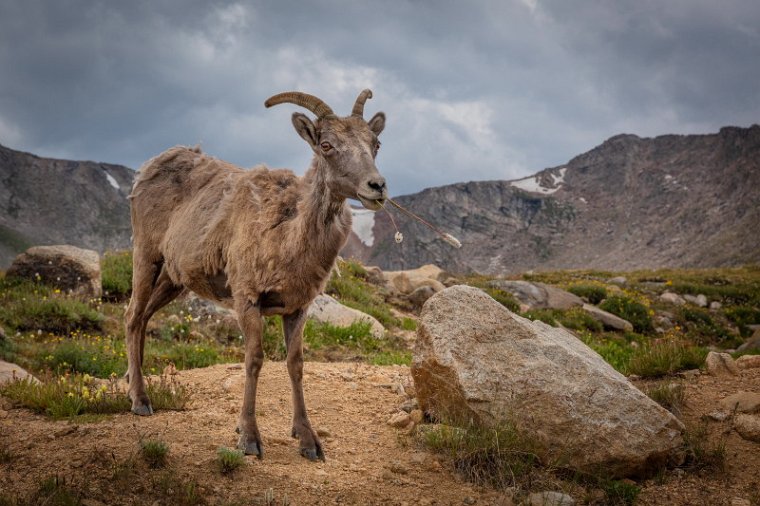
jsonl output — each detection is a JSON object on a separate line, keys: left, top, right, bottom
{"left": 320, "top": 142, "right": 332, "bottom": 151}
{"left": 375, "top": 142, "right": 381, "bottom": 151}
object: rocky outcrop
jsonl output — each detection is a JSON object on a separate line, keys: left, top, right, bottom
{"left": 489, "top": 280, "right": 583, "bottom": 310}
{"left": 343, "top": 125, "right": 760, "bottom": 274}
{"left": 307, "top": 294, "right": 385, "bottom": 338}
{"left": 0, "top": 143, "right": 133, "bottom": 268}
{"left": 0, "top": 360, "right": 38, "bottom": 384}
{"left": 7, "top": 245, "right": 102, "bottom": 297}
{"left": 412, "top": 285, "right": 684, "bottom": 478}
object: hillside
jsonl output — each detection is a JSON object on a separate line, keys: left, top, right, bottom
{"left": 0, "top": 144, "right": 133, "bottom": 267}
{"left": 343, "top": 125, "right": 760, "bottom": 274}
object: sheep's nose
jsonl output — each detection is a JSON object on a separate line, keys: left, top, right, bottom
{"left": 367, "top": 177, "right": 386, "bottom": 194}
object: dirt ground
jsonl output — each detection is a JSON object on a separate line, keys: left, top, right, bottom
{"left": 1, "top": 361, "right": 759, "bottom": 506}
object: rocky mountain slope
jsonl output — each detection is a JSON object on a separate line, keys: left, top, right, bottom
{"left": 344, "top": 125, "right": 760, "bottom": 274}
{"left": 0, "top": 144, "right": 133, "bottom": 267}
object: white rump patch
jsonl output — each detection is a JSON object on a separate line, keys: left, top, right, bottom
{"left": 351, "top": 208, "right": 376, "bottom": 247}
{"left": 511, "top": 167, "right": 567, "bottom": 195}
{"left": 104, "top": 171, "right": 120, "bottom": 190}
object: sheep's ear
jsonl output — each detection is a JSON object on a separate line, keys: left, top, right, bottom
{"left": 368, "top": 112, "right": 385, "bottom": 136}
{"left": 292, "top": 112, "right": 318, "bottom": 148}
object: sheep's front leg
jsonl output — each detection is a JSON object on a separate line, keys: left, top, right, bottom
{"left": 236, "top": 300, "right": 265, "bottom": 458}
{"left": 283, "top": 309, "right": 324, "bottom": 461}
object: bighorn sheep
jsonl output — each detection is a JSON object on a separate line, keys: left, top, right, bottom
{"left": 126, "top": 90, "right": 387, "bottom": 461}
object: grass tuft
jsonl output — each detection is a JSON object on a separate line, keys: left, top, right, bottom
{"left": 599, "top": 295, "right": 653, "bottom": 333}
{"left": 216, "top": 447, "right": 245, "bottom": 475}
{"left": 101, "top": 250, "right": 133, "bottom": 300}
{"left": 645, "top": 382, "right": 685, "bottom": 416}
{"left": 141, "top": 439, "right": 169, "bottom": 468}
{"left": 627, "top": 340, "right": 706, "bottom": 378}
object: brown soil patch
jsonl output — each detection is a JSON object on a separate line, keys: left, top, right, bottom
{"left": 0, "top": 362, "right": 758, "bottom": 505}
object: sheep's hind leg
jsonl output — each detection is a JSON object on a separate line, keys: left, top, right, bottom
{"left": 284, "top": 309, "right": 324, "bottom": 461}
{"left": 236, "top": 300, "right": 265, "bottom": 458}
{"left": 125, "top": 262, "right": 182, "bottom": 415}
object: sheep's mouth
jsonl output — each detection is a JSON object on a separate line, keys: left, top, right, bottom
{"left": 357, "top": 194, "right": 385, "bottom": 211}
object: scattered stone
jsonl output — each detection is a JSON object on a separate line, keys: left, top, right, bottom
{"left": 383, "top": 265, "right": 447, "bottom": 295}
{"left": 582, "top": 304, "right": 634, "bottom": 332}
{"left": 487, "top": 280, "right": 583, "bottom": 310}
{"left": 412, "top": 286, "right": 684, "bottom": 478}
{"left": 731, "top": 498, "right": 752, "bottom": 506}
{"left": 706, "top": 411, "right": 729, "bottom": 422}
{"left": 0, "top": 360, "right": 38, "bottom": 385}
{"left": 607, "top": 276, "right": 627, "bottom": 285}
{"left": 387, "top": 411, "right": 412, "bottom": 429}
{"left": 528, "top": 491, "right": 575, "bottom": 506}
{"left": 720, "top": 392, "right": 760, "bottom": 414}
{"left": 705, "top": 352, "right": 740, "bottom": 376}
{"left": 709, "top": 301, "right": 722, "bottom": 310}
{"left": 736, "top": 355, "right": 760, "bottom": 369}
{"left": 307, "top": 294, "right": 386, "bottom": 338}
{"left": 463, "top": 497, "right": 477, "bottom": 505}
{"left": 734, "top": 414, "right": 760, "bottom": 443}
{"left": 7, "top": 244, "right": 102, "bottom": 297}
{"left": 683, "top": 294, "right": 708, "bottom": 307}
{"left": 659, "top": 292, "right": 686, "bottom": 306}
{"left": 408, "top": 286, "right": 437, "bottom": 310}
{"left": 364, "top": 265, "right": 385, "bottom": 285}
{"left": 678, "top": 369, "right": 701, "bottom": 379}
{"left": 316, "top": 428, "right": 332, "bottom": 438}
{"left": 399, "top": 398, "right": 419, "bottom": 413}
{"left": 410, "top": 409, "right": 424, "bottom": 424}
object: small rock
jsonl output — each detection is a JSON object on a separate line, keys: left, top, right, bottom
{"left": 705, "top": 351, "right": 739, "bottom": 376}
{"left": 463, "top": 497, "right": 477, "bottom": 505}
{"left": 317, "top": 428, "right": 332, "bottom": 438}
{"left": 408, "top": 286, "right": 437, "bottom": 310}
{"left": 706, "top": 411, "right": 729, "bottom": 422}
{"left": 709, "top": 301, "right": 722, "bottom": 310}
{"left": 528, "top": 491, "right": 575, "bottom": 506}
{"left": 678, "top": 369, "right": 700, "bottom": 379}
{"left": 736, "top": 355, "right": 760, "bottom": 369}
{"left": 731, "top": 498, "right": 751, "bottom": 506}
{"left": 399, "top": 398, "right": 419, "bottom": 413}
{"left": 387, "top": 411, "right": 412, "bottom": 428}
{"left": 734, "top": 414, "right": 760, "bottom": 442}
{"left": 81, "top": 499, "right": 107, "bottom": 506}
{"left": 410, "top": 409, "right": 424, "bottom": 424}
{"left": 660, "top": 292, "right": 686, "bottom": 306}
{"left": 720, "top": 392, "right": 760, "bottom": 414}
{"left": 683, "top": 294, "right": 708, "bottom": 307}
{"left": 737, "top": 330, "right": 760, "bottom": 353}
{"left": 582, "top": 304, "right": 633, "bottom": 332}
{"left": 607, "top": 276, "right": 627, "bottom": 285}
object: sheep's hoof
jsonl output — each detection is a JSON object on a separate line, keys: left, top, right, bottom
{"left": 300, "top": 446, "right": 325, "bottom": 462}
{"left": 237, "top": 434, "right": 263, "bottom": 459}
{"left": 131, "top": 402, "right": 154, "bottom": 416}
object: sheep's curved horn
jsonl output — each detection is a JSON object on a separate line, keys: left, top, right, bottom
{"left": 351, "top": 89, "right": 373, "bottom": 117}
{"left": 264, "top": 92, "right": 336, "bottom": 119}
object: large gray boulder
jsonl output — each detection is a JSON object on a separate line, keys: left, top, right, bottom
{"left": 6, "top": 245, "right": 102, "bottom": 297}
{"left": 412, "top": 285, "right": 684, "bottom": 478}
{"left": 488, "top": 280, "right": 583, "bottom": 310}
{"left": 307, "top": 294, "right": 385, "bottom": 338}
{"left": 582, "top": 303, "right": 634, "bottom": 332}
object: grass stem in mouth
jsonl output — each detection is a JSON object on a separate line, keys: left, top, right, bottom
{"left": 377, "top": 198, "right": 462, "bottom": 249}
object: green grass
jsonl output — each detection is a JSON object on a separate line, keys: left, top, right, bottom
{"left": 101, "top": 250, "right": 133, "bottom": 300}
{"left": 0, "top": 372, "right": 189, "bottom": 420}
{"left": 484, "top": 287, "right": 521, "bottom": 312}
{"left": 141, "top": 439, "right": 169, "bottom": 468}
{"left": 676, "top": 306, "right": 734, "bottom": 346}
{"left": 420, "top": 421, "right": 543, "bottom": 488}
{"left": 0, "top": 277, "right": 103, "bottom": 334}
{"left": 216, "top": 447, "right": 245, "bottom": 474}
{"left": 626, "top": 340, "right": 707, "bottom": 378}
{"left": 326, "top": 259, "right": 400, "bottom": 328}
{"left": 303, "top": 320, "right": 410, "bottom": 365}
{"left": 522, "top": 307, "right": 603, "bottom": 332}
{"left": 724, "top": 305, "right": 760, "bottom": 337}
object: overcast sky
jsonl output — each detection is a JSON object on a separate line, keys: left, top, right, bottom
{"left": 1, "top": 0, "right": 758, "bottom": 196}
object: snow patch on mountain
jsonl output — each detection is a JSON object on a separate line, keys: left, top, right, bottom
{"left": 511, "top": 167, "right": 567, "bottom": 195}
{"left": 351, "top": 208, "right": 376, "bottom": 247}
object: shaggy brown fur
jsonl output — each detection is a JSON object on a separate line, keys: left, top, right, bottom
{"left": 125, "top": 91, "right": 387, "bottom": 461}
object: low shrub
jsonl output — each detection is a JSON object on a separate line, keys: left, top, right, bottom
{"left": 676, "top": 306, "right": 733, "bottom": 345}
{"left": 141, "top": 439, "right": 169, "bottom": 469}
{"left": 645, "top": 382, "right": 685, "bottom": 416}
{"left": 567, "top": 283, "right": 607, "bottom": 305}
{"left": 599, "top": 296, "right": 652, "bottom": 333}
{"left": 626, "top": 340, "right": 706, "bottom": 378}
